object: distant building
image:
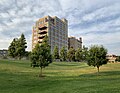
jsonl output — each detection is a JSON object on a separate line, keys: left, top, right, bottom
{"left": 68, "top": 37, "right": 82, "bottom": 50}
{"left": 0, "top": 49, "right": 8, "bottom": 57}
{"left": 106, "top": 54, "right": 117, "bottom": 63}
{"left": 32, "top": 15, "right": 68, "bottom": 53}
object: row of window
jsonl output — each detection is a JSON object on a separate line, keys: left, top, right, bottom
{"left": 50, "top": 40, "right": 68, "bottom": 45}
{"left": 51, "top": 45, "right": 68, "bottom": 50}
{"left": 51, "top": 26, "right": 67, "bottom": 31}
{"left": 50, "top": 36, "right": 67, "bottom": 41}
{"left": 49, "top": 30, "right": 67, "bottom": 36}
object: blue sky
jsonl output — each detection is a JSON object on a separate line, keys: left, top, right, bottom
{"left": 0, "top": 0, "right": 120, "bottom": 55}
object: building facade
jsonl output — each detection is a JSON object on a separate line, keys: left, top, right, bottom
{"left": 68, "top": 37, "right": 82, "bottom": 50}
{"left": 0, "top": 49, "right": 8, "bottom": 57}
{"left": 106, "top": 54, "right": 117, "bottom": 63}
{"left": 32, "top": 16, "right": 68, "bottom": 53}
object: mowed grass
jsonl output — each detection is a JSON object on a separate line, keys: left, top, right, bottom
{"left": 0, "top": 59, "right": 120, "bottom": 93}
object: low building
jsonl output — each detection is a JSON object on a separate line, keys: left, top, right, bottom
{"left": 68, "top": 37, "right": 82, "bottom": 50}
{"left": 0, "top": 49, "right": 8, "bottom": 58}
{"left": 106, "top": 54, "right": 117, "bottom": 63}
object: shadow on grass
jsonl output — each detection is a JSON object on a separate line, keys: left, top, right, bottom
{"left": 53, "top": 63, "right": 78, "bottom": 67}
{"left": 78, "top": 71, "right": 120, "bottom": 79}
{"left": 1, "top": 68, "right": 120, "bottom": 81}
{"left": 99, "top": 71, "right": 120, "bottom": 76}
{"left": 52, "top": 62, "right": 85, "bottom": 67}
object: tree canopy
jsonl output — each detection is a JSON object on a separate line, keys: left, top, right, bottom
{"left": 8, "top": 34, "right": 27, "bottom": 59}
{"left": 87, "top": 45, "right": 108, "bottom": 73}
{"left": 53, "top": 45, "right": 59, "bottom": 60}
{"left": 60, "top": 46, "right": 67, "bottom": 61}
{"left": 75, "top": 48, "right": 82, "bottom": 62}
{"left": 16, "top": 34, "right": 27, "bottom": 59}
{"left": 30, "top": 36, "right": 52, "bottom": 77}
{"left": 82, "top": 45, "right": 88, "bottom": 61}
{"left": 67, "top": 48, "right": 76, "bottom": 62}
{"left": 8, "top": 38, "right": 18, "bottom": 58}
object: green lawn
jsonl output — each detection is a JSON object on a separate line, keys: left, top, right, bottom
{"left": 0, "top": 59, "right": 120, "bottom": 93}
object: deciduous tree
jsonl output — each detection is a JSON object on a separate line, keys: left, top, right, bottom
{"left": 31, "top": 36, "right": 52, "bottom": 77}
{"left": 87, "top": 45, "right": 108, "bottom": 73}
{"left": 60, "top": 46, "right": 67, "bottom": 61}
{"left": 82, "top": 45, "right": 88, "bottom": 61}
{"left": 75, "top": 48, "right": 82, "bottom": 62}
{"left": 67, "top": 48, "right": 76, "bottom": 62}
{"left": 53, "top": 45, "right": 59, "bottom": 61}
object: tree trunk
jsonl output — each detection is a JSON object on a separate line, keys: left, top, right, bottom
{"left": 97, "top": 66, "right": 99, "bottom": 73}
{"left": 19, "top": 57, "right": 21, "bottom": 60}
{"left": 39, "top": 67, "right": 42, "bottom": 77}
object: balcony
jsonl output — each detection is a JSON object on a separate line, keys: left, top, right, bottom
{"left": 38, "top": 30, "right": 47, "bottom": 34}
{"left": 38, "top": 41, "right": 42, "bottom": 43}
{"left": 39, "top": 25, "right": 47, "bottom": 30}
{"left": 38, "top": 35, "right": 46, "bottom": 39}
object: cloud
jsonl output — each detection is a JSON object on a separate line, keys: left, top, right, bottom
{"left": 0, "top": 0, "right": 120, "bottom": 55}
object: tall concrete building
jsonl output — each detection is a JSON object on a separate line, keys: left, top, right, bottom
{"left": 68, "top": 37, "right": 82, "bottom": 50}
{"left": 32, "top": 16, "right": 68, "bottom": 53}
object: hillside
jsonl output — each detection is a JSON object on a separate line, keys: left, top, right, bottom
{"left": 0, "top": 60, "right": 120, "bottom": 93}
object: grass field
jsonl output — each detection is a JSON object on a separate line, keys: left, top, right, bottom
{"left": 0, "top": 59, "right": 120, "bottom": 93}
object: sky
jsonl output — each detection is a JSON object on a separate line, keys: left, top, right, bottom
{"left": 0, "top": 0, "right": 120, "bottom": 55}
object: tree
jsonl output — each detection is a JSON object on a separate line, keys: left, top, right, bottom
{"left": 87, "top": 45, "right": 108, "bottom": 73}
{"left": 60, "top": 46, "right": 67, "bottom": 61}
{"left": 53, "top": 45, "right": 59, "bottom": 60}
{"left": 8, "top": 34, "right": 27, "bottom": 59}
{"left": 115, "top": 56, "right": 120, "bottom": 62}
{"left": 67, "top": 48, "right": 76, "bottom": 62}
{"left": 82, "top": 45, "right": 88, "bottom": 61}
{"left": 30, "top": 44, "right": 39, "bottom": 67}
{"left": 16, "top": 34, "right": 27, "bottom": 60}
{"left": 8, "top": 38, "right": 18, "bottom": 58}
{"left": 25, "top": 51, "right": 31, "bottom": 60}
{"left": 30, "top": 36, "right": 52, "bottom": 77}
{"left": 75, "top": 48, "right": 82, "bottom": 62}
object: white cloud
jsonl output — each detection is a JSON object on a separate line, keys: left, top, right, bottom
{"left": 0, "top": 0, "right": 120, "bottom": 55}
